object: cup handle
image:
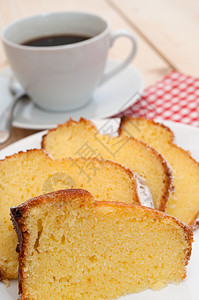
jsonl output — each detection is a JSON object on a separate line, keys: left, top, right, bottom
{"left": 100, "top": 29, "right": 137, "bottom": 85}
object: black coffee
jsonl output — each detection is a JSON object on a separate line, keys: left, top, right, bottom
{"left": 22, "top": 34, "right": 92, "bottom": 47}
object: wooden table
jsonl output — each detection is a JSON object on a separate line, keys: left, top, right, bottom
{"left": 0, "top": 0, "right": 198, "bottom": 150}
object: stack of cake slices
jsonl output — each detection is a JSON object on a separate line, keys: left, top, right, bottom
{"left": 119, "top": 117, "right": 199, "bottom": 228}
{"left": 0, "top": 117, "right": 198, "bottom": 300}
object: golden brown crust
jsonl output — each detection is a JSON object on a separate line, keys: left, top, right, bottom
{"left": 0, "top": 148, "right": 50, "bottom": 162}
{"left": 41, "top": 117, "right": 97, "bottom": 149}
{"left": 1, "top": 147, "right": 143, "bottom": 280}
{"left": 11, "top": 189, "right": 193, "bottom": 297}
{"left": 119, "top": 117, "right": 199, "bottom": 228}
{"left": 119, "top": 116, "right": 175, "bottom": 141}
{"left": 167, "top": 142, "right": 199, "bottom": 219}
{"left": 190, "top": 214, "right": 199, "bottom": 230}
{"left": 12, "top": 189, "right": 193, "bottom": 236}
{"left": 57, "top": 119, "right": 197, "bottom": 214}
{"left": 41, "top": 118, "right": 173, "bottom": 211}
{"left": 119, "top": 116, "right": 199, "bottom": 168}
{"left": 11, "top": 189, "right": 93, "bottom": 218}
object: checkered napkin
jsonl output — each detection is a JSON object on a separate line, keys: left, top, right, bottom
{"left": 117, "top": 71, "right": 199, "bottom": 127}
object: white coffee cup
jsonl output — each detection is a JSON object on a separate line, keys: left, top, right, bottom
{"left": 1, "top": 11, "right": 137, "bottom": 112}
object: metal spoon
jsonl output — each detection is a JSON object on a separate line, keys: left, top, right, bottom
{"left": 0, "top": 80, "right": 27, "bottom": 144}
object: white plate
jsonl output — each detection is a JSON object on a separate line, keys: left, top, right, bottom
{"left": 0, "top": 59, "right": 144, "bottom": 130}
{"left": 0, "top": 119, "right": 199, "bottom": 300}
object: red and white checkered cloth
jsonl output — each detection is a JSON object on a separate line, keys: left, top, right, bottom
{"left": 117, "top": 71, "right": 199, "bottom": 127}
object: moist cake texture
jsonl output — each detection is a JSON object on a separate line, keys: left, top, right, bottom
{"left": 42, "top": 118, "right": 173, "bottom": 211}
{"left": 11, "top": 189, "right": 193, "bottom": 300}
{"left": 119, "top": 117, "right": 199, "bottom": 228}
{"left": 0, "top": 149, "right": 141, "bottom": 280}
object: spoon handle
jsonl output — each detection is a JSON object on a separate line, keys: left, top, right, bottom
{"left": 0, "top": 93, "right": 24, "bottom": 144}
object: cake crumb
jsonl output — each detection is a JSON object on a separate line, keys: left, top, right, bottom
{"left": 2, "top": 279, "right": 10, "bottom": 288}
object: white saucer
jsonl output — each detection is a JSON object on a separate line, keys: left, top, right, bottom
{"left": 0, "top": 59, "right": 144, "bottom": 129}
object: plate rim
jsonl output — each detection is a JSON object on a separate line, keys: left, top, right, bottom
{"left": 1, "top": 119, "right": 199, "bottom": 158}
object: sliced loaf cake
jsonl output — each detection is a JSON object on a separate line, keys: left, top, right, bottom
{"left": 119, "top": 117, "right": 199, "bottom": 228}
{"left": 11, "top": 189, "right": 193, "bottom": 300}
{"left": 0, "top": 149, "right": 142, "bottom": 280}
{"left": 42, "top": 118, "right": 173, "bottom": 212}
